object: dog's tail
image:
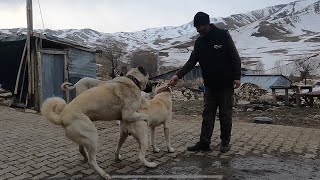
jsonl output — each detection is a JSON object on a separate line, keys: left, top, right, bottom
{"left": 41, "top": 97, "right": 67, "bottom": 126}
{"left": 61, "top": 82, "right": 75, "bottom": 91}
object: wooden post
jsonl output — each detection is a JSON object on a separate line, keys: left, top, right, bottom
{"left": 296, "top": 94, "right": 301, "bottom": 107}
{"left": 19, "top": 59, "right": 28, "bottom": 103}
{"left": 34, "top": 38, "right": 40, "bottom": 111}
{"left": 31, "top": 43, "right": 35, "bottom": 94}
{"left": 272, "top": 88, "right": 277, "bottom": 105}
{"left": 64, "top": 54, "right": 70, "bottom": 103}
{"left": 26, "top": 0, "right": 33, "bottom": 106}
{"left": 14, "top": 41, "right": 27, "bottom": 95}
{"left": 285, "top": 88, "right": 289, "bottom": 106}
{"left": 310, "top": 96, "right": 314, "bottom": 107}
{"left": 37, "top": 38, "right": 43, "bottom": 109}
{"left": 37, "top": 51, "right": 43, "bottom": 106}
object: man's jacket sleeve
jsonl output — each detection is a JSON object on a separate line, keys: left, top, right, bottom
{"left": 176, "top": 43, "right": 199, "bottom": 79}
{"left": 226, "top": 31, "right": 241, "bottom": 80}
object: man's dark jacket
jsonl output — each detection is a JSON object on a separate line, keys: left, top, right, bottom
{"left": 176, "top": 24, "right": 241, "bottom": 89}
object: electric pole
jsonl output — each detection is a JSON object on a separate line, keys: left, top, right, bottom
{"left": 26, "top": 0, "right": 33, "bottom": 98}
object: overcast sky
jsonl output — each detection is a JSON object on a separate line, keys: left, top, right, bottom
{"left": 0, "top": 0, "right": 297, "bottom": 33}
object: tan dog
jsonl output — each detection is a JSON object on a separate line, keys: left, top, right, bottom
{"left": 115, "top": 83, "right": 175, "bottom": 168}
{"left": 62, "top": 77, "right": 158, "bottom": 98}
{"left": 41, "top": 67, "right": 149, "bottom": 179}
{"left": 61, "top": 77, "right": 122, "bottom": 126}
{"left": 61, "top": 77, "right": 158, "bottom": 126}
{"left": 61, "top": 77, "right": 106, "bottom": 97}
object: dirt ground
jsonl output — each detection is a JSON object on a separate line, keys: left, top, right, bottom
{"left": 172, "top": 100, "right": 320, "bottom": 129}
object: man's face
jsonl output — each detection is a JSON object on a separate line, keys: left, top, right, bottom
{"left": 196, "top": 25, "right": 209, "bottom": 36}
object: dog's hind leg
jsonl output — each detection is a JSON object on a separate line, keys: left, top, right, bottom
{"left": 115, "top": 125, "right": 128, "bottom": 161}
{"left": 132, "top": 121, "right": 157, "bottom": 168}
{"left": 79, "top": 145, "right": 88, "bottom": 162}
{"left": 122, "top": 107, "right": 149, "bottom": 122}
{"left": 86, "top": 141, "right": 111, "bottom": 179}
{"left": 138, "top": 136, "right": 157, "bottom": 168}
{"left": 164, "top": 122, "right": 175, "bottom": 153}
{"left": 150, "top": 127, "right": 160, "bottom": 153}
{"left": 65, "top": 119, "right": 111, "bottom": 179}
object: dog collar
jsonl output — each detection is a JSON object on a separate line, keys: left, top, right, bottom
{"left": 126, "top": 75, "right": 141, "bottom": 90}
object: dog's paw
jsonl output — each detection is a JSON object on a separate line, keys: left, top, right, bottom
{"left": 81, "top": 158, "right": 88, "bottom": 163}
{"left": 146, "top": 162, "right": 157, "bottom": 168}
{"left": 102, "top": 173, "right": 112, "bottom": 180}
{"left": 153, "top": 147, "right": 160, "bottom": 153}
{"left": 116, "top": 120, "right": 120, "bottom": 126}
{"left": 143, "top": 119, "right": 150, "bottom": 126}
{"left": 115, "top": 154, "right": 122, "bottom": 161}
{"left": 168, "top": 147, "right": 176, "bottom": 153}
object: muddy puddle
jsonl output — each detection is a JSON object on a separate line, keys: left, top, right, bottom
{"left": 140, "top": 155, "right": 320, "bottom": 180}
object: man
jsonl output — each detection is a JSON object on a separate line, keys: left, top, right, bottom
{"left": 169, "top": 12, "right": 241, "bottom": 153}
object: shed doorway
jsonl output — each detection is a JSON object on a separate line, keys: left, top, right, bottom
{"left": 40, "top": 50, "right": 67, "bottom": 105}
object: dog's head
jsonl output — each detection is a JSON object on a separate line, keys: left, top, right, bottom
{"left": 144, "top": 80, "right": 159, "bottom": 93}
{"left": 126, "top": 66, "right": 149, "bottom": 90}
{"left": 155, "top": 81, "right": 171, "bottom": 94}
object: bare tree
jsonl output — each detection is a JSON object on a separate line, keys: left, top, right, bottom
{"left": 130, "top": 50, "right": 159, "bottom": 77}
{"left": 292, "top": 54, "right": 320, "bottom": 84}
{"left": 254, "top": 60, "right": 265, "bottom": 74}
{"left": 101, "top": 43, "right": 125, "bottom": 78}
{"left": 273, "top": 60, "right": 285, "bottom": 74}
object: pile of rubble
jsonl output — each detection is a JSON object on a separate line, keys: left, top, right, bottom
{"left": 171, "top": 88, "right": 203, "bottom": 101}
{"left": 234, "top": 83, "right": 279, "bottom": 112}
{"left": 171, "top": 82, "right": 271, "bottom": 103}
{"left": 0, "top": 87, "right": 13, "bottom": 106}
{"left": 235, "top": 83, "right": 268, "bottom": 102}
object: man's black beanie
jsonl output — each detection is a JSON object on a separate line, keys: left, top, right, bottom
{"left": 193, "top": 12, "right": 210, "bottom": 27}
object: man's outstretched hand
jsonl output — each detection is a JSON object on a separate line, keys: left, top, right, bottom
{"left": 169, "top": 75, "right": 180, "bottom": 86}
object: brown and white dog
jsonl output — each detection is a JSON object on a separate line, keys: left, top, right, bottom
{"left": 115, "top": 82, "right": 175, "bottom": 168}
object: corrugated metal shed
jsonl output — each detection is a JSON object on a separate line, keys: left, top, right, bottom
{"left": 0, "top": 33, "right": 97, "bottom": 110}
{"left": 241, "top": 74, "right": 292, "bottom": 90}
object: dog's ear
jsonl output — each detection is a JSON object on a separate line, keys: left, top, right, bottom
{"left": 144, "top": 82, "right": 153, "bottom": 93}
{"left": 137, "top": 66, "right": 148, "bottom": 76}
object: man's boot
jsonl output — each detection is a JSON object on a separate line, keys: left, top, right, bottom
{"left": 187, "top": 142, "right": 211, "bottom": 152}
{"left": 220, "top": 143, "right": 230, "bottom": 153}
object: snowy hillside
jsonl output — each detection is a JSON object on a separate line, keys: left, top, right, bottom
{"left": 1, "top": 0, "right": 319, "bottom": 71}
{"left": 233, "top": 0, "right": 320, "bottom": 70}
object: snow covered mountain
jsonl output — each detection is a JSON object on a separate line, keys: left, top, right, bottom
{"left": 233, "top": 0, "right": 320, "bottom": 71}
{"left": 1, "top": 0, "right": 319, "bottom": 70}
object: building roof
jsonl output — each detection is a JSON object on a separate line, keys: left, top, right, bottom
{"left": 0, "top": 32, "right": 96, "bottom": 52}
{"left": 242, "top": 74, "right": 287, "bottom": 77}
{"left": 241, "top": 74, "right": 292, "bottom": 90}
